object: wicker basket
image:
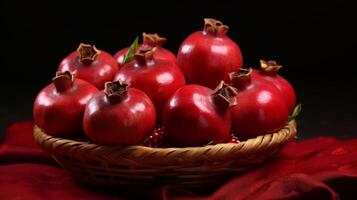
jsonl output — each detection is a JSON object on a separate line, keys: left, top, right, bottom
{"left": 33, "top": 120, "right": 297, "bottom": 188}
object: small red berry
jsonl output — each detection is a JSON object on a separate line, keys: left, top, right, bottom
{"left": 142, "top": 127, "right": 167, "bottom": 148}
{"left": 229, "top": 134, "right": 240, "bottom": 143}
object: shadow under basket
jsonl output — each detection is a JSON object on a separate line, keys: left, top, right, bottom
{"left": 33, "top": 120, "right": 297, "bottom": 188}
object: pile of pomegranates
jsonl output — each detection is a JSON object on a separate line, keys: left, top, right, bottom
{"left": 34, "top": 18, "right": 299, "bottom": 147}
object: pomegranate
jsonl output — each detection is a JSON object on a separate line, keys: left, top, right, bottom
{"left": 33, "top": 71, "right": 98, "bottom": 136}
{"left": 83, "top": 81, "right": 156, "bottom": 145}
{"left": 253, "top": 60, "right": 297, "bottom": 113}
{"left": 58, "top": 43, "right": 118, "bottom": 89}
{"left": 177, "top": 18, "right": 243, "bottom": 89}
{"left": 114, "top": 46, "right": 185, "bottom": 121}
{"left": 163, "top": 81, "right": 237, "bottom": 147}
{"left": 114, "top": 33, "right": 177, "bottom": 68}
{"left": 229, "top": 68, "right": 289, "bottom": 139}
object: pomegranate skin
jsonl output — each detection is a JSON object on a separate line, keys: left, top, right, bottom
{"left": 83, "top": 82, "right": 156, "bottom": 145}
{"left": 58, "top": 43, "right": 118, "bottom": 89}
{"left": 229, "top": 68, "right": 289, "bottom": 139}
{"left": 33, "top": 72, "right": 98, "bottom": 136}
{"left": 114, "top": 48, "right": 185, "bottom": 121}
{"left": 114, "top": 33, "right": 177, "bottom": 68}
{"left": 114, "top": 47, "right": 130, "bottom": 68}
{"left": 177, "top": 18, "right": 243, "bottom": 89}
{"left": 163, "top": 83, "right": 236, "bottom": 147}
{"left": 253, "top": 60, "right": 296, "bottom": 113}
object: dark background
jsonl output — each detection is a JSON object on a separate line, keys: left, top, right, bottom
{"left": 1, "top": 0, "right": 356, "bottom": 140}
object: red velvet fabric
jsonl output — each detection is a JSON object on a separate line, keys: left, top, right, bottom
{"left": 1, "top": 121, "right": 356, "bottom": 200}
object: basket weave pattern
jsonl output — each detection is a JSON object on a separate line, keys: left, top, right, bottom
{"left": 34, "top": 120, "right": 297, "bottom": 187}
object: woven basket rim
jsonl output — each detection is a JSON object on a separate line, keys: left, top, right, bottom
{"left": 33, "top": 120, "right": 297, "bottom": 166}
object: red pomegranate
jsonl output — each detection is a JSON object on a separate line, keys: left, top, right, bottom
{"left": 83, "top": 81, "right": 156, "bottom": 145}
{"left": 114, "top": 46, "right": 185, "bottom": 121}
{"left": 114, "top": 33, "right": 177, "bottom": 68}
{"left": 58, "top": 43, "right": 118, "bottom": 89}
{"left": 33, "top": 71, "right": 98, "bottom": 136}
{"left": 177, "top": 18, "right": 243, "bottom": 89}
{"left": 163, "top": 81, "right": 237, "bottom": 147}
{"left": 229, "top": 68, "right": 289, "bottom": 139}
{"left": 253, "top": 60, "right": 296, "bottom": 113}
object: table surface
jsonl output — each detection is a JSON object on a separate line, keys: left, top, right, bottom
{"left": 1, "top": 76, "right": 356, "bottom": 141}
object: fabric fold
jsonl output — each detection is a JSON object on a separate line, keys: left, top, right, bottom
{"left": 1, "top": 121, "right": 356, "bottom": 200}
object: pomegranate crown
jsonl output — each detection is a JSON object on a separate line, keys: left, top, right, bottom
{"left": 260, "top": 59, "right": 283, "bottom": 74}
{"left": 142, "top": 33, "right": 167, "bottom": 47}
{"left": 203, "top": 18, "right": 229, "bottom": 36}
{"left": 52, "top": 71, "right": 75, "bottom": 92}
{"left": 77, "top": 43, "right": 100, "bottom": 65}
{"left": 230, "top": 68, "right": 252, "bottom": 79}
{"left": 212, "top": 81, "right": 238, "bottom": 108}
{"left": 229, "top": 68, "right": 253, "bottom": 88}
{"left": 134, "top": 46, "right": 157, "bottom": 65}
{"left": 104, "top": 80, "right": 129, "bottom": 96}
{"left": 104, "top": 80, "right": 130, "bottom": 103}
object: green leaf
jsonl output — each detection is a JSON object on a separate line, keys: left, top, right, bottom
{"left": 122, "top": 36, "right": 139, "bottom": 64}
{"left": 288, "top": 103, "right": 302, "bottom": 121}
